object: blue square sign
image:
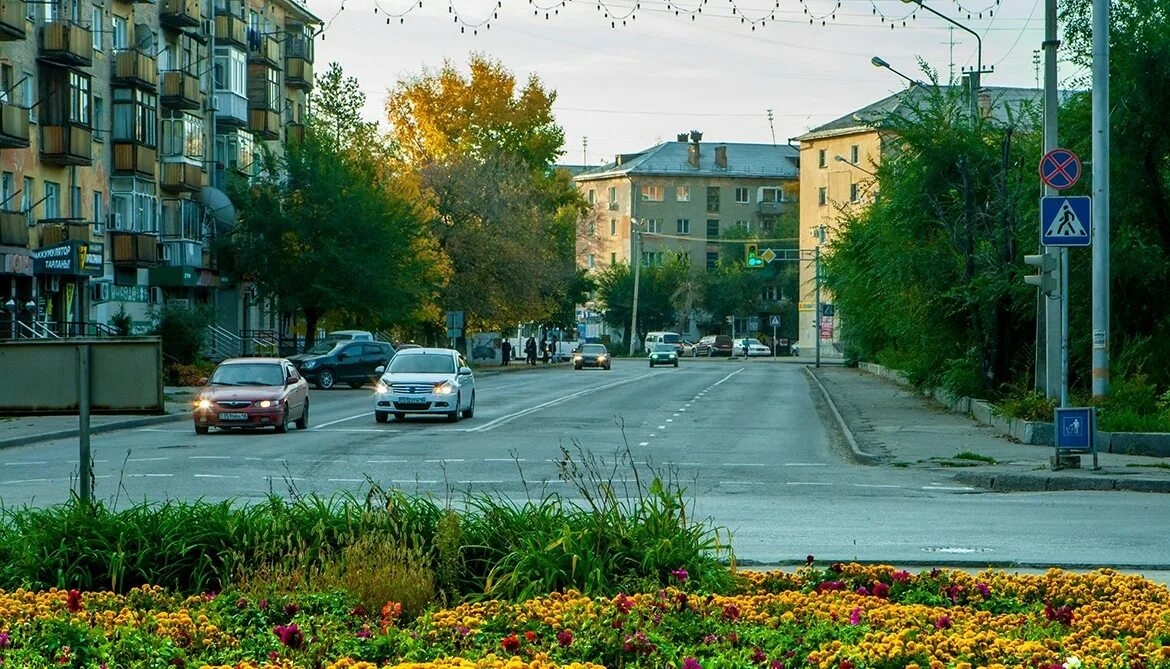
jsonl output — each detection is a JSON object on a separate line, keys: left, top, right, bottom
{"left": 1054, "top": 407, "right": 1095, "bottom": 451}
{"left": 1041, "top": 196, "right": 1092, "bottom": 247}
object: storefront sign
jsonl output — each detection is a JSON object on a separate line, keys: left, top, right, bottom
{"left": 111, "top": 285, "right": 150, "bottom": 303}
{"left": 33, "top": 242, "right": 104, "bottom": 277}
{"left": 0, "top": 252, "right": 33, "bottom": 276}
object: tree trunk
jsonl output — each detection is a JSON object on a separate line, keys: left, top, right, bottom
{"left": 304, "top": 307, "right": 321, "bottom": 353}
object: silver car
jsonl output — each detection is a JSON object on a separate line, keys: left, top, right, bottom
{"left": 373, "top": 348, "right": 475, "bottom": 422}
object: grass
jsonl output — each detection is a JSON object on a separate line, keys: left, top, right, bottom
{"left": 952, "top": 451, "right": 997, "bottom": 464}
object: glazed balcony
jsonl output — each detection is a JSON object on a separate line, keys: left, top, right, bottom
{"left": 757, "top": 201, "right": 786, "bottom": 216}
{"left": 0, "top": 212, "right": 29, "bottom": 248}
{"left": 0, "top": 0, "right": 26, "bottom": 40}
{"left": 160, "top": 0, "right": 200, "bottom": 29}
{"left": 39, "top": 21, "right": 94, "bottom": 67}
{"left": 248, "top": 109, "right": 279, "bottom": 140}
{"left": 214, "top": 92, "right": 248, "bottom": 127}
{"left": 113, "top": 49, "right": 158, "bottom": 89}
{"left": 113, "top": 142, "right": 157, "bottom": 176}
{"left": 248, "top": 35, "right": 280, "bottom": 68}
{"left": 111, "top": 231, "right": 159, "bottom": 266}
{"left": 161, "top": 70, "right": 201, "bottom": 110}
{"left": 40, "top": 124, "right": 92, "bottom": 166}
{"left": 160, "top": 162, "right": 204, "bottom": 193}
{"left": 0, "top": 100, "right": 31, "bottom": 149}
{"left": 285, "top": 57, "right": 312, "bottom": 91}
{"left": 214, "top": 13, "right": 246, "bottom": 48}
{"left": 37, "top": 219, "right": 96, "bottom": 246}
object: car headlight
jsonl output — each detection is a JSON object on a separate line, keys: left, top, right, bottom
{"left": 375, "top": 382, "right": 389, "bottom": 394}
{"left": 573, "top": 355, "right": 582, "bottom": 361}
{"left": 195, "top": 398, "right": 211, "bottom": 410}
{"left": 258, "top": 400, "right": 273, "bottom": 408}
{"left": 597, "top": 355, "right": 607, "bottom": 361}
{"left": 669, "top": 353, "right": 676, "bottom": 358}
{"left": 434, "top": 381, "right": 455, "bottom": 395}
{"left": 302, "top": 360, "right": 317, "bottom": 369}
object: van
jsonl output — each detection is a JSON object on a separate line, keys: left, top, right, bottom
{"left": 644, "top": 331, "right": 682, "bottom": 354}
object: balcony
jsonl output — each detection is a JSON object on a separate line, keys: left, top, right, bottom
{"left": 248, "top": 35, "right": 280, "bottom": 68}
{"left": 111, "top": 231, "right": 159, "bottom": 266}
{"left": 757, "top": 201, "right": 786, "bottom": 216}
{"left": 113, "top": 49, "right": 158, "bottom": 89}
{"left": 40, "top": 124, "right": 92, "bottom": 166}
{"left": 160, "top": 0, "right": 200, "bottom": 29}
{"left": 0, "top": 212, "right": 29, "bottom": 248}
{"left": 37, "top": 219, "right": 95, "bottom": 246}
{"left": 160, "top": 162, "right": 204, "bottom": 193}
{"left": 0, "top": 101, "right": 30, "bottom": 149}
{"left": 160, "top": 70, "right": 201, "bottom": 110}
{"left": 38, "top": 21, "right": 94, "bottom": 67}
{"left": 162, "top": 198, "right": 203, "bottom": 240}
{"left": 214, "top": 13, "right": 246, "bottom": 48}
{"left": 113, "top": 143, "right": 157, "bottom": 176}
{"left": 285, "top": 57, "right": 312, "bottom": 91}
{"left": 248, "top": 109, "right": 279, "bottom": 140}
{"left": 0, "top": 0, "right": 26, "bottom": 40}
{"left": 285, "top": 122, "right": 304, "bottom": 144}
{"left": 215, "top": 91, "right": 248, "bottom": 127}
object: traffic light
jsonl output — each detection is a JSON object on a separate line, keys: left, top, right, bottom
{"left": 1023, "top": 253, "right": 1058, "bottom": 296}
{"left": 745, "top": 243, "right": 763, "bottom": 268}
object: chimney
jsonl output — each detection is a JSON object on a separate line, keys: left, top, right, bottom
{"left": 676, "top": 133, "right": 689, "bottom": 142}
{"left": 978, "top": 91, "right": 992, "bottom": 119}
{"left": 687, "top": 143, "right": 700, "bottom": 168}
{"left": 689, "top": 130, "right": 703, "bottom": 142}
{"left": 714, "top": 145, "right": 727, "bottom": 169}
{"left": 615, "top": 153, "right": 623, "bottom": 166}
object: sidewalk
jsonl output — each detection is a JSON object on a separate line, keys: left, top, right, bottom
{"left": 807, "top": 366, "right": 1170, "bottom": 494}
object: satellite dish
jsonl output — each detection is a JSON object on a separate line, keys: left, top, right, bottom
{"left": 199, "top": 186, "right": 237, "bottom": 234}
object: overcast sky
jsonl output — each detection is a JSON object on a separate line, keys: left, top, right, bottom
{"left": 311, "top": 0, "right": 1074, "bottom": 164}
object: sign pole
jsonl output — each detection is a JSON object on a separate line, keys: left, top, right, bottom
{"left": 1090, "top": 0, "right": 1110, "bottom": 398}
{"left": 78, "top": 344, "right": 92, "bottom": 505}
{"left": 1040, "top": 0, "right": 1060, "bottom": 401}
{"left": 814, "top": 246, "right": 821, "bottom": 369}
{"left": 772, "top": 322, "right": 777, "bottom": 357}
{"left": 1061, "top": 247, "right": 1069, "bottom": 407}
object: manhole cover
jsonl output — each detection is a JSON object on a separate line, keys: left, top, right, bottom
{"left": 922, "top": 546, "right": 993, "bottom": 554}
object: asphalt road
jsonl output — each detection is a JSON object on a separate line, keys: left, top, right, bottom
{"left": 2, "top": 359, "right": 1168, "bottom": 567}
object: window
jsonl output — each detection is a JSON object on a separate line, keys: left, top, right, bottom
{"left": 216, "top": 129, "right": 256, "bottom": 176}
{"left": 264, "top": 67, "right": 281, "bottom": 110}
{"left": 214, "top": 47, "right": 248, "bottom": 96}
{"left": 610, "top": 219, "right": 617, "bottom": 236}
{"left": 21, "top": 73, "right": 34, "bottom": 122}
{"left": 1, "top": 64, "right": 11, "bottom": 102}
{"left": 640, "top": 185, "right": 664, "bottom": 202}
{"left": 676, "top": 186, "right": 690, "bottom": 202}
{"left": 586, "top": 221, "right": 595, "bottom": 236}
{"left": 850, "top": 183, "right": 860, "bottom": 203}
{"left": 44, "top": 182, "right": 60, "bottom": 219}
{"left": 706, "top": 219, "right": 720, "bottom": 238}
{"left": 607, "top": 186, "right": 617, "bottom": 203}
{"left": 850, "top": 144, "right": 860, "bottom": 163}
{"left": 111, "top": 14, "right": 128, "bottom": 50}
{"left": 587, "top": 189, "right": 595, "bottom": 205}
{"left": 22, "top": 178, "right": 33, "bottom": 221}
{"left": 91, "top": 5, "right": 102, "bottom": 50}
{"left": 68, "top": 72, "right": 90, "bottom": 125}
{"left": 760, "top": 187, "right": 784, "bottom": 203}
{"left": 706, "top": 251, "right": 719, "bottom": 270}
{"left": 71, "top": 186, "right": 81, "bottom": 219}
{"left": 735, "top": 187, "right": 750, "bottom": 204}
{"left": 0, "top": 172, "right": 13, "bottom": 211}
{"left": 818, "top": 187, "right": 828, "bottom": 206}
{"left": 92, "top": 95, "right": 104, "bottom": 142}
{"left": 760, "top": 220, "right": 773, "bottom": 235}
{"left": 706, "top": 186, "right": 720, "bottom": 213}
{"left": 762, "top": 285, "right": 778, "bottom": 301}
{"left": 736, "top": 220, "right": 749, "bottom": 231}
{"left": 93, "top": 191, "right": 103, "bottom": 224}
{"left": 111, "top": 177, "right": 158, "bottom": 233}
{"left": 113, "top": 88, "right": 156, "bottom": 145}
{"left": 818, "top": 149, "right": 827, "bottom": 168}
{"left": 162, "top": 112, "right": 204, "bottom": 159}
{"left": 640, "top": 251, "right": 663, "bottom": 267}
{"left": 610, "top": 252, "right": 617, "bottom": 266}
{"left": 645, "top": 218, "right": 661, "bottom": 234}
{"left": 676, "top": 218, "right": 690, "bottom": 235}
{"left": 588, "top": 254, "right": 595, "bottom": 269}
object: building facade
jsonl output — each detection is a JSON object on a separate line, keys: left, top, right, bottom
{"left": 0, "top": 0, "right": 316, "bottom": 339}
{"left": 573, "top": 132, "right": 799, "bottom": 341}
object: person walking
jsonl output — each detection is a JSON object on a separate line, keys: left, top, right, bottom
{"left": 525, "top": 336, "right": 537, "bottom": 365}
{"left": 540, "top": 335, "right": 550, "bottom": 364}
{"left": 501, "top": 339, "right": 512, "bottom": 366}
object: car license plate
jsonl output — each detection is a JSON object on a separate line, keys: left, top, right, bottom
{"left": 218, "top": 412, "right": 248, "bottom": 421}
{"left": 398, "top": 396, "right": 427, "bottom": 405}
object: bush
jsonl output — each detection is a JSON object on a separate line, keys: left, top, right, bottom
{"left": 165, "top": 360, "right": 217, "bottom": 386}
{"left": 151, "top": 301, "right": 215, "bottom": 365}
{"left": 108, "top": 303, "right": 133, "bottom": 336}
{"left": 994, "top": 389, "right": 1057, "bottom": 422}
{"left": 939, "top": 353, "right": 986, "bottom": 400}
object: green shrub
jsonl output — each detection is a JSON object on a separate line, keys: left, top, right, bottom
{"left": 165, "top": 360, "right": 217, "bottom": 386}
{"left": 108, "top": 303, "right": 133, "bottom": 336}
{"left": 151, "top": 301, "right": 215, "bottom": 365}
{"left": 939, "top": 353, "right": 986, "bottom": 400}
{"left": 994, "top": 390, "right": 1057, "bottom": 422}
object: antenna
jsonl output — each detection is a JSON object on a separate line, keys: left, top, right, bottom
{"left": 1032, "top": 50, "right": 1041, "bottom": 90}
{"left": 942, "top": 27, "right": 963, "bottom": 84}
{"left": 583, "top": 136, "right": 588, "bottom": 165}
{"left": 766, "top": 109, "right": 776, "bottom": 146}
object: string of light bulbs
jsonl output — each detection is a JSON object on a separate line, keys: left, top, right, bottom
{"left": 950, "top": 0, "right": 999, "bottom": 19}
{"left": 725, "top": 0, "right": 780, "bottom": 30}
{"left": 868, "top": 0, "right": 917, "bottom": 29}
{"left": 797, "top": 0, "right": 840, "bottom": 26}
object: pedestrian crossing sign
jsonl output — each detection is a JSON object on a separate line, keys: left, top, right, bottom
{"left": 1040, "top": 196, "right": 1092, "bottom": 247}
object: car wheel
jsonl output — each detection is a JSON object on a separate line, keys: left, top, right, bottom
{"left": 316, "top": 369, "right": 336, "bottom": 390}
{"left": 605, "top": 363, "right": 611, "bottom": 370}
{"left": 392, "top": 412, "right": 404, "bottom": 422}
{"left": 348, "top": 382, "right": 364, "bottom": 390}
{"left": 375, "top": 411, "right": 389, "bottom": 424}
{"left": 706, "top": 348, "right": 712, "bottom": 357}
{"left": 274, "top": 405, "right": 290, "bottom": 434}
{"left": 194, "top": 425, "right": 209, "bottom": 435}
{"left": 674, "top": 361, "right": 679, "bottom": 367}
{"left": 462, "top": 392, "right": 475, "bottom": 419}
{"left": 295, "top": 401, "right": 309, "bottom": 430}
{"left": 448, "top": 392, "right": 462, "bottom": 422}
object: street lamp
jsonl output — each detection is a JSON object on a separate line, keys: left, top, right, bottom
{"left": 4, "top": 298, "right": 15, "bottom": 340}
{"left": 628, "top": 218, "right": 644, "bottom": 357}
{"left": 834, "top": 154, "right": 877, "bottom": 178}
{"left": 870, "top": 56, "right": 921, "bottom": 87}
{"left": 900, "top": 0, "right": 993, "bottom": 122}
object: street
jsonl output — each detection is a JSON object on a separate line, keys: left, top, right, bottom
{"left": 2, "top": 359, "right": 1168, "bottom": 567}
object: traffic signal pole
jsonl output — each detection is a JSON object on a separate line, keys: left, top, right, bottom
{"left": 1090, "top": 0, "right": 1110, "bottom": 397}
{"left": 1040, "top": 0, "right": 1062, "bottom": 401}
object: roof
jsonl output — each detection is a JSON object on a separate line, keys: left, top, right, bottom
{"left": 397, "top": 347, "right": 459, "bottom": 355}
{"left": 556, "top": 164, "right": 593, "bottom": 177}
{"left": 793, "top": 85, "right": 1045, "bottom": 142}
{"left": 221, "top": 357, "right": 286, "bottom": 364}
{"left": 575, "top": 141, "right": 800, "bottom": 182}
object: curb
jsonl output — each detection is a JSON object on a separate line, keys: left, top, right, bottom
{"left": 0, "top": 412, "right": 190, "bottom": 451}
{"left": 803, "top": 366, "right": 879, "bottom": 464}
{"left": 953, "top": 470, "right": 1170, "bottom": 494}
{"left": 731, "top": 557, "right": 1170, "bottom": 571}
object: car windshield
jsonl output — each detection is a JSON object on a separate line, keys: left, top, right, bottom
{"left": 210, "top": 363, "right": 285, "bottom": 386}
{"left": 388, "top": 353, "right": 455, "bottom": 374}
{"left": 307, "top": 340, "right": 343, "bottom": 355}
{"left": 653, "top": 344, "right": 675, "bottom": 352}
{"left": 662, "top": 334, "right": 680, "bottom": 343}
{"left": 581, "top": 345, "right": 607, "bottom": 354}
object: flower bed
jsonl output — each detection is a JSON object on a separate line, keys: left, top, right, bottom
{"left": 1, "top": 564, "right": 1168, "bottom": 668}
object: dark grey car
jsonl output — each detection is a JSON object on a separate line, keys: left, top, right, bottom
{"left": 289, "top": 341, "right": 396, "bottom": 389}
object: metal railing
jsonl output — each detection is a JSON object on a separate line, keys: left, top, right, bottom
{"left": 240, "top": 329, "right": 279, "bottom": 356}
{"left": 204, "top": 324, "right": 242, "bottom": 360}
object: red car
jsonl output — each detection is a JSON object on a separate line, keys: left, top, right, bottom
{"left": 192, "top": 358, "right": 310, "bottom": 435}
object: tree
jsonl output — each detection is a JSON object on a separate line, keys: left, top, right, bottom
{"left": 594, "top": 255, "right": 687, "bottom": 345}
{"left": 702, "top": 261, "right": 766, "bottom": 331}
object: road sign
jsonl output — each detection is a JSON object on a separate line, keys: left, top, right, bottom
{"left": 1039, "top": 148, "right": 1082, "bottom": 190}
{"left": 819, "top": 316, "right": 834, "bottom": 339}
{"left": 760, "top": 248, "right": 777, "bottom": 263}
{"left": 769, "top": 315, "right": 781, "bottom": 327}
{"left": 1055, "top": 407, "right": 1095, "bottom": 452}
{"left": 1041, "top": 196, "right": 1092, "bottom": 247}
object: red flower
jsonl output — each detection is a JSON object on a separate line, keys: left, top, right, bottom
{"left": 65, "top": 590, "right": 82, "bottom": 613}
{"left": 934, "top": 615, "right": 952, "bottom": 630}
{"left": 722, "top": 604, "right": 741, "bottom": 622}
{"left": 556, "top": 629, "right": 573, "bottom": 647}
{"left": 524, "top": 630, "right": 535, "bottom": 642}
{"left": 872, "top": 582, "right": 890, "bottom": 598}
{"left": 501, "top": 633, "right": 520, "bottom": 653}
{"left": 751, "top": 647, "right": 768, "bottom": 664}
{"left": 840, "top": 661, "right": 855, "bottom": 669}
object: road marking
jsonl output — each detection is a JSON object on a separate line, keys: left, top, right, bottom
{"left": 193, "top": 474, "right": 239, "bottom": 479}
{"left": 467, "top": 372, "right": 657, "bottom": 432}
{"left": 318, "top": 428, "right": 397, "bottom": 433}
{"left": 424, "top": 458, "right": 465, "bottom": 463}
{"left": 922, "top": 485, "right": 976, "bottom": 491}
{"left": 457, "top": 480, "right": 504, "bottom": 484}
{"left": 657, "top": 425, "right": 666, "bottom": 429}
{"left": 665, "top": 461, "right": 701, "bottom": 466}
{"left": 649, "top": 433, "right": 657, "bottom": 437}
{"left": 4, "top": 461, "right": 48, "bottom": 466}
{"left": 128, "top": 473, "right": 174, "bottom": 478}
{"left": 672, "top": 413, "right": 680, "bottom": 417}
{"left": 189, "top": 455, "right": 231, "bottom": 460}
{"left": 243, "top": 457, "right": 265, "bottom": 461}
{"left": 724, "top": 463, "right": 767, "bottom": 467}
{"left": 137, "top": 428, "right": 189, "bottom": 433}
{"left": 710, "top": 368, "right": 745, "bottom": 388}
{"left": 784, "top": 462, "right": 827, "bottom": 467}
{"left": 638, "top": 441, "right": 649, "bottom": 446}
{"left": 366, "top": 459, "right": 407, "bottom": 463}
{"left": 853, "top": 483, "right": 901, "bottom": 489}
{"left": 128, "top": 457, "right": 169, "bottom": 462}
{"left": 484, "top": 458, "right": 524, "bottom": 462}
{"left": 1, "top": 478, "right": 49, "bottom": 484}
{"left": 720, "top": 480, "right": 765, "bottom": 485}
{"left": 787, "top": 482, "right": 832, "bottom": 486}
{"left": 328, "top": 478, "right": 364, "bottom": 483}
{"left": 311, "top": 412, "right": 374, "bottom": 430}
{"left": 387, "top": 479, "right": 438, "bottom": 484}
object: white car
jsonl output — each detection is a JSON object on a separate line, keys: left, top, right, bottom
{"left": 373, "top": 348, "right": 475, "bottom": 422}
{"left": 735, "top": 338, "right": 773, "bottom": 357}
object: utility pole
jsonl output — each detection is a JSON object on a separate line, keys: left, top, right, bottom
{"left": 766, "top": 109, "right": 776, "bottom": 146}
{"left": 814, "top": 245, "right": 821, "bottom": 369}
{"left": 1039, "top": 0, "right": 1061, "bottom": 400}
{"left": 628, "top": 218, "right": 642, "bottom": 357}
{"left": 942, "top": 26, "right": 963, "bottom": 84}
{"left": 582, "top": 136, "right": 588, "bottom": 165}
{"left": 1091, "top": 0, "right": 1110, "bottom": 397}
{"left": 1032, "top": 50, "right": 1041, "bottom": 91}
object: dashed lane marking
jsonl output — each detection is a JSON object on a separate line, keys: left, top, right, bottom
{"left": 484, "top": 458, "right": 525, "bottom": 462}
{"left": 311, "top": 412, "right": 374, "bottom": 430}
{"left": 328, "top": 478, "right": 364, "bottom": 483}
{"left": 193, "top": 474, "right": 238, "bottom": 479}
{"left": 424, "top": 458, "right": 465, "bottom": 463}
{"left": 723, "top": 463, "right": 767, "bottom": 467}
{"left": 720, "top": 481, "right": 766, "bottom": 485}
{"left": 787, "top": 482, "right": 832, "bottom": 486}
{"left": 366, "top": 459, "right": 407, "bottom": 463}
{"left": 784, "top": 462, "right": 828, "bottom": 467}
{"left": 189, "top": 455, "right": 230, "bottom": 460}
{"left": 4, "top": 461, "right": 48, "bottom": 466}
{"left": 854, "top": 484, "right": 901, "bottom": 489}
{"left": 457, "top": 480, "right": 505, "bottom": 484}
{"left": 128, "top": 457, "right": 169, "bottom": 462}
{"left": 638, "top": 442, "right": 649, "bottom": 446}
{"left": 466, "top": 372, "right": 657, "bottom": 432}
{"left": 922, "top": 485, "right": 977, "bottom": 491}
{"left": 657, "top": 425, "right": 666, "bottom": 430}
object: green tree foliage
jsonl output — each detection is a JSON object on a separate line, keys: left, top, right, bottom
{"left": 151, "top": 301, "right": 215, "bottom": 364}
{"left": 823, "top": 83, "right": 1042, "bottom": 394}
{"left": 702, "top": 261, "right": 767, "bottom": 331}
{"left": 594, "top": 257, "right": 687, "bottom": 345}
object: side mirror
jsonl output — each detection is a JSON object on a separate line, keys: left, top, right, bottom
{"left": 458, "top": 366, "right": 473, "bottom": 376}
{"left": 375, "top": 365, "right": 386, "bottom": 374}
{"left": 197, "top": 377, "right": 209, "bottom": 386}
{"left": 285, "top": 376, "right": 297, "bottom": 386}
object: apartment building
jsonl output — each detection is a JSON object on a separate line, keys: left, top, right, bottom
{"left": 0, "top": 0, "right": 316, "bottom": 338}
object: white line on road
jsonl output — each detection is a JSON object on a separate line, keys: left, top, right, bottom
{"left": 672, "top": 413, "right": 680, "bottom": 417}
{"left": 466, "top": 372, "right": 657, "bottom": 432}
{"left": 366, "top": 459, "right": 407, "bottom": 463}
{"left": 328, "top": 478, "right": 364, "bottom": 483}
{"left": 189, "top": 455, "right": 230, "bottom": 460}
{"left": 318, "top": 428, "right": 397, "bottom": 433}
{"left": 129, "top": 473, "right": 174, "bottom": 478}
{"left": 457, "top": 480, "right": 504, "bottom": 484}
{"left": 723, "top": 463, "right": 767, "bottom": 467}
{"left": 922, "top": 485, "right": 976, "bottom": 491}
{"left": 784, "top": 463, "right": 828, "bottom": 467}
{"left": 657, "top": 425, "right": 666, "bottom": 429}
{"left": 4, "top": 461, "right": 48, "bottom": 466}
{"left": 128, "top": 457, "right": 170, "bottom": 462}
{"left": 720, "top": 481, "right": 766, "bottom": 485}
{"left": 787, "top": 482, "right": 832, "bottom": 486}
{"left": 638, "top": 442, "right": 649, "bottom": 446}
{"left": 387, "top": 479, "right": 438, "bottom": 484}
{"left": 710, "top": 368, "right": 746, "bottom": 388}
{"left": 649, "top": 433, "right": 657, "bottom": 437}
{"left": 665, "top": 462, "right": 701, "bottom": 466}
{"left": 137, "top": 428, "right": 189, "bottom": 433}
{"left": 311, "top": 412, "right": 374, "bottom": 430}
{"left": 193, "top": 474, "right": 238, "bottom": 479}
{"left": 853, "top": 484, "right": 901, "bottom": 489}
{"left": 244, "top": 457, "right": 265, "bottom": 461}
{"left": 424, "top": 458, "right": 465, "bottom": 463}
{"left": 1, "top": 478, "right": 48, "bottom": 484}
{"left": 484, "top": 458, "right": 524, "bottom": 462}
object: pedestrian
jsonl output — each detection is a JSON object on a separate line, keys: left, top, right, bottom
{"left": 526, "top": 336, "right": 537, "bottom": 365}
{"left": 742, "top": 340, "right": 749, "bottom": 358}
{"left": 551, "top": 335, "right": 559, "bottom": 363}
{"left": 501, "top": 339, "right": 512, "bottom": 366}
{"left": 540, "top": 335, "right": 549, "bottom": 364}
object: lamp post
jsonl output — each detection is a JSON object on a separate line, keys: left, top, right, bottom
{"left": 834, "top": 154, "right": 877, "bottom": 178}
{"left": 870, "top": 56, "right": 921, "bottom": 87}
{"left": 900, "top": 0, "right": 992, "bottom": 123}
{"left": 4, "top": 298, "right": 15, "bottom": 339}
{"left": 628, "top": 218, "right": 644, "bottom": 357}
